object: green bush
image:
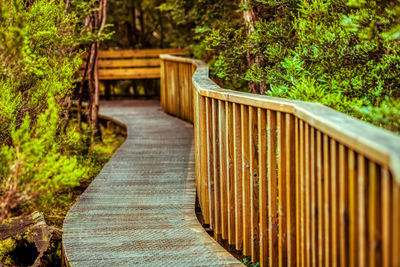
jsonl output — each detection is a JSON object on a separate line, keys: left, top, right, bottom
{"left": 0, "top": 0, "right": 90, "bottom": 220}
{"left": 167, "top": 0, "right": 400, "bottom": 133}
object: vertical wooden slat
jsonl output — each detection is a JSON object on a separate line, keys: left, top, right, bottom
{"left": 249, "top": 107, "right": 259, "bottom": 262}
{"left": 285, "top": 114, "right": 296, "bottom": 267}
{"left": 300, "top": 120, "right": 306, "bottom": 267}
{"left": 160, "top": 58, "right": 166, "bottom": 110}
{"left": 339, "top": 144, "right": 349, "bottom": 266}
{"left": 206, "top": 98, "right": 215, "bottom": 229}
{"left": 295, "top": 118, "right": 301, "bottom": 267}
{"left": 323, "top": 134, "right": 331, "bottom": 267}
{"left": 219, "top": 100, "right": 228, "bottom": 240}
{"left": 233, "top": 103, "right": 243, "bottom": 250}
{"left": 193, "top": 84, "right": 200, "bottom": 217}
{"left": 304, "top": 123, "right": 311, "bottom": 267}
{"left": 227, "top": 102, "right": 235, "bottom": 244}
{"left": 348, "top": 149, "right": 358, "bottom": 267}
{"left": 186, "top": 63, "right": 191, "bottom": 121}
{"left": 258, "top": 108, "right": 268, "bottom": 267}
{"left": 368, "top": 162, "right": 382, "bottom": 267}
{"left": 212, "top": 99, "right": 221, "bottom": 237}
{"left": 316, "top": 131, "right": 324, "bottom": 266}
{"left": 172, "top": 62, "right": 179, "bottom": 116}
{"left": 183, "top": 63, "right": 190, "bottom": 120}
{"left": 267, "top": 110, "right": 278, "bottom": 267}
{"left": 241, "top": 105, "right": 251, "bottom": 256}
{"left": 310, "top": 127, "right": 317, "bottom": 267}
{"left": 190, "top": 64, "right": 196, "bottom": 122}
{"left": 392, "top": 179, "right": 400, "bottom": 266}
{"left": 199, "top": 95, "right": 210, "bottom": 224}
{"left": 165, "top": 61, "right": 171, "bottom": 113}
{"left": 331, "top": 139, "right": 339, "bottom": 267}
{"left": 358, "top": 155, "right": 367, "bottom": 267}
{"left": 381, "top": 167, "right": 391, "bottom": 267}
{"left": 178, "top": 63, "right": 185, "bottom": 119}
{"left": 278, "top": 112, "right": 287, "bottom": 266}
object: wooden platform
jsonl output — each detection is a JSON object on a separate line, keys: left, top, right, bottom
{"left": 62, "top": 100, "right": 241, "bottom": 266}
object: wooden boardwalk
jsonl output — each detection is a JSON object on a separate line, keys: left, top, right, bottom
{"left": 62, "top": 100, "right": 241, "bottom": 266}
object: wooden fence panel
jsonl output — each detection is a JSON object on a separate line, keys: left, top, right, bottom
{"left": 159, "top": 55, "right": 400, "bottom": 267}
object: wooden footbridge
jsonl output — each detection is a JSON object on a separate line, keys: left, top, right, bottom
{"left": 63, "top": 50, "right": 400, "bottom": 266}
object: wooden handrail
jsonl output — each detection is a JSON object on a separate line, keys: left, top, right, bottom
{"left": 160, "top": 54, "right": 400, "bottom": 266}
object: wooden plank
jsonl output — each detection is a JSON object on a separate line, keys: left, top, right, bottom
{"left": 392, "top": 179, "right": 400, "bottom": 266}
{"left": 190, "top": 64, "right": 196, "bottom": 123}
{"left": 227, "top": 102, "right": 236, "bottom": 244}
{"left": 381, "top": 167, "right": 391, "bottom": 267}
{"left": 199, "top": 95, "right": 210, "bottom": 224}
{"left": 241, "top": 105, "right": 251, "bottom": 256}
{"left": 233, "top": 103, "right": 243, "bottom": 250}
{"left": 97, "top": 48, "right": 186, "bottom": 58}
{"left": 339, "top": 144, "right": 349, "bottom": 267}
{"left": 212, "top": 99, "right": 221, "bottom": 237}
{"left": 331, "top": 139, "right": 339, "bottom": 267}
{"left": 348, "top": 149, "right": 358, "bottom": 267}
{"left": 277, "top": 112, "right": 287, "bottom": 266}
{"left": 97, "top": 68, "right": 161, "bottom": 79}
{"left": 166, "top": 61, "right": 172, "bottom": 114}
{"left": 305, "top": 123, "right": 311, "bottom": 267}
{"left": 323, "top": 134, "right": 332, "bottom": 267}
{"left": 219, "top": 100, "right": 228, "bottom": 240}
{"left": 285, "top": 114, "right": 296, "bottom": 267}
{"left": 249, "top": 107, "right": 259, "bottom": 262}
{"left": 267, "top": 110, "right": 278, "bottom": 267}
{"left": 172, "top": 63, "right": 180, "bottom": 116}
{"left": 368, "top": 162, "right": 381, "bottom": 267}
{"left": 193, "top": 84, "right": 201, "bottom": 219}
{"left": 258, "top": 108, "right": 268, "bottom": 267}
{"left": 300, "top": 120, "right": 306, "bottom": 267}
{"left": 97, "top": 58, "right": 160, "bottom": 68}
{"left": 185, "top": 63, "right": 192, "bottom": 121}
{"left": 295, "top": 118, "right": 301, "bottom": 266}
{"left": 206, "top": 98, "right": 215, "bottom": 229}
{"left": 178, "top": 63, "right": 185, "bottom": 119}
{"left": 316, "top": 131, "right": 324, "bottom": 266}
{"left": 310, "top": 127, "right": 317, "bottom": 267}
{"left": 160, "top": 59, "right": 166, "bottom": 110}
{"left": 358, "top": 155, "right": 367, "bottom": 267}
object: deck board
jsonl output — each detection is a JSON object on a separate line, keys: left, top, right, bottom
{"left": 62, "top": 100, "right": 241, "bottom": 266}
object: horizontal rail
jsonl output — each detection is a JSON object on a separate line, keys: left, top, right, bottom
{"left": 81, "top": 49, "right": 186, "bottom": 80}
{"left": 160, "top": 54, "right": 400, "bottom": 266}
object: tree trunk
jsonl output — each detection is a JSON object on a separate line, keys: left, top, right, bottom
{"left": 84, "top": 0, "right": 108, "bottom": 139}
{"left": 242, "top": 1, "right": 268, "bottom": 95}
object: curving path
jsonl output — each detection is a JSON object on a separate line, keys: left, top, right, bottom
{"left": 62, "top": 100, "right": 241, "bottom": 266}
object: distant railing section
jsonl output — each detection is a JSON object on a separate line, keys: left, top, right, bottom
{"left": 160, "top": 54, "right": 400, "bottom": 267}
{"left": 81, "top": 49, "right": 186, "bottom": 80}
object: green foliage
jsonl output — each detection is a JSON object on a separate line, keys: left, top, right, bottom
{"left": 0, "top": 100, "right": 87, "bottom": 213}
{"left": 173, "top": 0, "right": 400, "bottom": 132}
{"left": 0, "top": 0, "right": 96, "bottom": 220}
{"left": 242, "top": 257, "right": 260, "bottom": 267}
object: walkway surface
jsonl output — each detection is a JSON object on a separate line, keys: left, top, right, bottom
{"left": 62, "top": 100, "right": 241, "bottom": 266}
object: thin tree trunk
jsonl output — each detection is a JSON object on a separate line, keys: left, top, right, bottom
{"left": 242, "top": 1, "right": 268, "bottom": 95}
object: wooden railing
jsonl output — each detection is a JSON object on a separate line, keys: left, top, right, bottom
{"left": 160, "top": 54, "right": 400, "bottom": 267}
{"left": 81, "top": 49, "right": 186, "bottom": 80}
